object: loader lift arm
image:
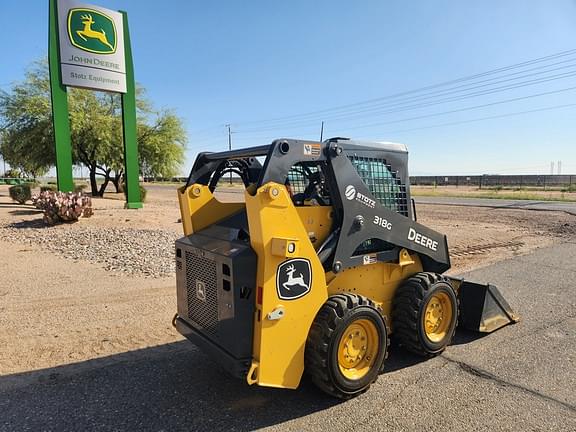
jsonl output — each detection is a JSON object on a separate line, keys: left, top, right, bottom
{"left": 184, "top": 138, "right": 451, "bottom": 273}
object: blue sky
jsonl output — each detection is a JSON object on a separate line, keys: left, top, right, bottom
{"left": 1, "top": 0, "right": 576, "bottom": 175}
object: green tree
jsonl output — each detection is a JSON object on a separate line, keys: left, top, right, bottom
{"left": 0, "top": 71, "right": 53, "bottom": 178}
{"left": 0, "top": 60, "right": 186, "bottom": 195}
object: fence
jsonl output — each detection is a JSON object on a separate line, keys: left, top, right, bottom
{"left": 410, "top": 174, "right": 575, "bottom": 188}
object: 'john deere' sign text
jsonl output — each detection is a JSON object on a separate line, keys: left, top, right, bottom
{"left": 58, "top": 0, "right": 126, "bottom": 92}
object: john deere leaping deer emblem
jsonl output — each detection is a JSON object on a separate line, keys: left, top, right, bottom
{"left": 276, "top": 258, "right": 312, "bottom": 300}
{"left": 68, "top": 8, "right": 117, "bottom": 54}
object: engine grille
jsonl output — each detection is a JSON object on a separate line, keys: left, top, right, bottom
{"left": 185, "top": 251, "right": 219, "bottom": 337}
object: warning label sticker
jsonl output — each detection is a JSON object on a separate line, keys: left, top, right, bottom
{"left": 363, "top": 254, "right": 377, "bottom": 265}
{"left": 303, "top": 143, "right": 321, "bottom": 156}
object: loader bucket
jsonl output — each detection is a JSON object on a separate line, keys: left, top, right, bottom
{"left": 457, "top": 280, "right": 520, "bottom": 333}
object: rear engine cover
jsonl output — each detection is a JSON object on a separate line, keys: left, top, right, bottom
{"left": 175, "top": 229, "right": 256, "bottom": 360}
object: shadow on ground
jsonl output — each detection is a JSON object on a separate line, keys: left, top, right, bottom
{"left": 0, "top": 326, "right": 484, "bottom": 431}
{"left": 0, "top": 203, "right": 35, "bottom": 210}
{"left": 0, "top": 342, "right": 336, "bottom": 431}
{"left": 451, "top": 328, "right": 488, "bottom": 345}
{"left": 5, "top": 218, "right": 46, "bottom": 229}
{"left": 9, "top": 209, "right": 43, "bottom": 216}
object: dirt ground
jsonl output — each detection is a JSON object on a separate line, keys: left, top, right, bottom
{"left": 1, "top": 184, "right": 575, "bottom": 377}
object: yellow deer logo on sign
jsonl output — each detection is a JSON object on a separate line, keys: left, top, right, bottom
{"left": 76, "top": 14, "right": 114, "bottom": 51}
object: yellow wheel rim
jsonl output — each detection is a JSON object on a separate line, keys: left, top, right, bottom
{"left": 423, "top": 292, "right": 453, "bottom": 343}
{"left": 337, "top": 319, "right": 379, "bottom": 380}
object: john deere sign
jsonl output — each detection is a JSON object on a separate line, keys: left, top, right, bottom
{"left": 49, "top": 0, "right": 142, "bottom": 208}
{"left": 58, "top": 0, "right": 126, "bottom": 93}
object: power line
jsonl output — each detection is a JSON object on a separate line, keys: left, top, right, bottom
{"left": 226, "top": 48, "right": 576, "bottom": 128}
{"left": 188, "top": 48, "right": 576, "bottom": 145}
{"left": 235, "top": 58, "right": 576, "bottom": 131}
{"left": 339, "top": 85, "right": 576, "bottom": 132}
{"left": 235, "top": 69, "right": 576, "bottom": 134}
{"left": 218, "top": 102, "right": 576, "bottom": 144}
{"left": 363, "top": 102, "right": 576, "bottom": 136}
{"left": 201, "top": 67, "right": 576, "bottom": 140}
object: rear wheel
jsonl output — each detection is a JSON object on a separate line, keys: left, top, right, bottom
{"left": 392, "top": 272, "right": 458, "bottom": 356}
{"left": 305, "top": 294, "right": 388, "bottom": 399}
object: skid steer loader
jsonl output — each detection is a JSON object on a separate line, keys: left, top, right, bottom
{"left": 173, "top": 138, "right": 518, "bottom": 398}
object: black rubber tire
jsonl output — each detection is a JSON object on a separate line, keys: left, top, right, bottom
{"left": 305, "top": 294, "right": 388, "bottom": 399}
{"left": 392, "top": 272, "right": 458, "bottom": 356}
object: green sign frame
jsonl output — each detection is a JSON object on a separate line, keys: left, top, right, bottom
{"left": 48, "top": 0, "right": 142, "bottom": 209}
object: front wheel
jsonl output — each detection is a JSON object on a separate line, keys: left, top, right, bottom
{"left": 305, "top": 294, "right": 388, "bottom": 399}
{"left": 392, "top": 272, "right": 458, "bottom": 356}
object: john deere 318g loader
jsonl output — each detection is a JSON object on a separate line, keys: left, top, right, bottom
{"left": 173, "top": 138, "right": 518, "bottom": 398}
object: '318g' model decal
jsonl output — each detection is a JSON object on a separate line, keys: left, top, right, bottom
{"left": 373, "top": 215, "right": 392, "bottom": 230}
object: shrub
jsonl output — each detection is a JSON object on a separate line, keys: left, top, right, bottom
{"left": 23, "top": 181, "right": 39, "bottom": 189}
{"left": 74, "top": 182, "right": 88, "bottom": 193}
{"left": 123, "top": 184, "right": 147, "bottom": 202}
{"left": 4, "top": 168, "right": 21, "bottom": 179}
{"left": 40, "top": 184, "right": 58, "bottom": 193}
{"left": 32, "top": 191, "right": 93, "bottom": 225}
{"left": 139, "top": 185, "right": 147, "bottom": 202}
{"left": 9, "top": 184, "right": 32, "bottom": 204}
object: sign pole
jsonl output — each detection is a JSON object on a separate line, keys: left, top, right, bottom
{"left": 48, "top": 0, "right": 74, "bottom": 192}
{"left": 120, "top": 10, "right": 142, "bottom": 209}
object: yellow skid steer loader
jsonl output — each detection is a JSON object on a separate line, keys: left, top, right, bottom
{"left": 173, "top": 138, "right": 518, "bottom": 398}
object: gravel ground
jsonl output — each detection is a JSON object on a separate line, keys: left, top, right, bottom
{"left": 0, "top": 222, "right": 178, "bottom": 278}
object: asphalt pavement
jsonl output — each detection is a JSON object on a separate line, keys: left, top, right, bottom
{"left": 415, "top": 196, "right": 576, "bottom": 214}
{"left": 1, "top": 242, "right": 575, "bottom": 431}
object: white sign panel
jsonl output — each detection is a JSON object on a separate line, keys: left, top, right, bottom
{"left": 57, "top": 0, "right": 126, "bottom": 93}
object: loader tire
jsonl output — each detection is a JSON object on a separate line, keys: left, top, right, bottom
{"left": 305, "top": 294, "right": 388, "bottom": 399}
{"left": 392, "top": 272, "right": 458, "bottom": 356}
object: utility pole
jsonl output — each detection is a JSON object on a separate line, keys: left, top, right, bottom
{"left": 320, "top": 121, "right": 324, "bottom": 142}
{"left": 558, "top": 160, "right": 562, "bottom": 175}
{"left": 550, "top": 161, "right": 554, "bottom": 175}
{"left": 226, "top": 124, "right": 232, "bottom": 185}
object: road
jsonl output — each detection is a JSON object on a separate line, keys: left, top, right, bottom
{"left": 415, "top": 195, "right": 576, "bottom": 214}
{"left": 1, "top": 242, "right": 575, "bottom": 431}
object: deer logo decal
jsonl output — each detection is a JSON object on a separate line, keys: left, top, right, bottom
{"left": 68, "top": 8, "right": 117, "bottom": 54}
{"left": 276, "top": 258, "right": 312, "bottom": 300}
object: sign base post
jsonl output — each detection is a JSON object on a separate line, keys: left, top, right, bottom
{"left": 120, "top": 10, "right": 142, "bottom": 209}
{"left": 49, "top": 0, "right": 74, "bottom": 192}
